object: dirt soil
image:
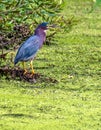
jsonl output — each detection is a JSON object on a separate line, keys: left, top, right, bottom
{"left": 0, "top": 66, "right": 58, "bottom": 83}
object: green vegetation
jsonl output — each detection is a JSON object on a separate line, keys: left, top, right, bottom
{"left": 0, "top": 0, "right": 74, "bottom": 50}
{"left": 0, "top": 0, "right": 101, "bottom": 130}
{"left": 0, "top": 0, "right": 64, "bottom": 31}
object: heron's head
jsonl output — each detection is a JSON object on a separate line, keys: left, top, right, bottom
{"left": 37, "top": 22, "right": 48, "bottom": 30}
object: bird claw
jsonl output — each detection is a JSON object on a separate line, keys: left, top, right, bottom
{"left": 31, "top": 70, "right": 35, "bottom": 75}
{"left": 30, "top": 70, "right": 35, "bottom": 77}
{"left": 23, "top": 69, "right": 27, "bottom": 75}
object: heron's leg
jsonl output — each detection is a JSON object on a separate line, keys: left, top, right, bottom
{"left": 30, "top": 60, "right": 34, "bottom": 75}
{"left": 22, "top": 61, "right": 27, "bottom": 74}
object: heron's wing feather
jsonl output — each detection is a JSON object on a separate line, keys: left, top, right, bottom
{"left": 14, "top": 35, "right": 40, "bottom": 63}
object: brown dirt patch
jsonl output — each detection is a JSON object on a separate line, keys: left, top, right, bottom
{"left": 0, "top": 66, "right": 58, "bottom": 83}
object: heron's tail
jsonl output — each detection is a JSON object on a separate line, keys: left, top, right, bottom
{"left": 14, "top": 58, "right": 19, "bottom": 65}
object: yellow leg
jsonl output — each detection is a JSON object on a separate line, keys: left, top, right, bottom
{"left": 22, "top": 61, "right": 27, "bottom": 74}
{"left": 30, "top": 60, "right": 34, "bottom": 75}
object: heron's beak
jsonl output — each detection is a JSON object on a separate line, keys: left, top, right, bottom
{"left": 47, "top": 24, "right": 60, "bottom": 29}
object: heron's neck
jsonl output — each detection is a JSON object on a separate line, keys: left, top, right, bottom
{"left": 35, "top": 28, "right": 46, "bottom": 42}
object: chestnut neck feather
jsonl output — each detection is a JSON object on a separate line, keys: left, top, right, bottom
{"left": 35, "top": 28, "right": 46, "bottom": 42}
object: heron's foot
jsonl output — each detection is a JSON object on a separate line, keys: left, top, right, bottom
{"left": 23, "top": 69, "right": 27, "bottom": 75}
{"left": 30, "top": 69, "right": 35, "bottom": 77}
{"left": 32, "top": 70, "right": 35, "bottom": 74}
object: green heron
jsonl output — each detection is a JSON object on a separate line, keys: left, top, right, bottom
{"left": 14, "top": 22, "right": 48, "bottom": 75}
